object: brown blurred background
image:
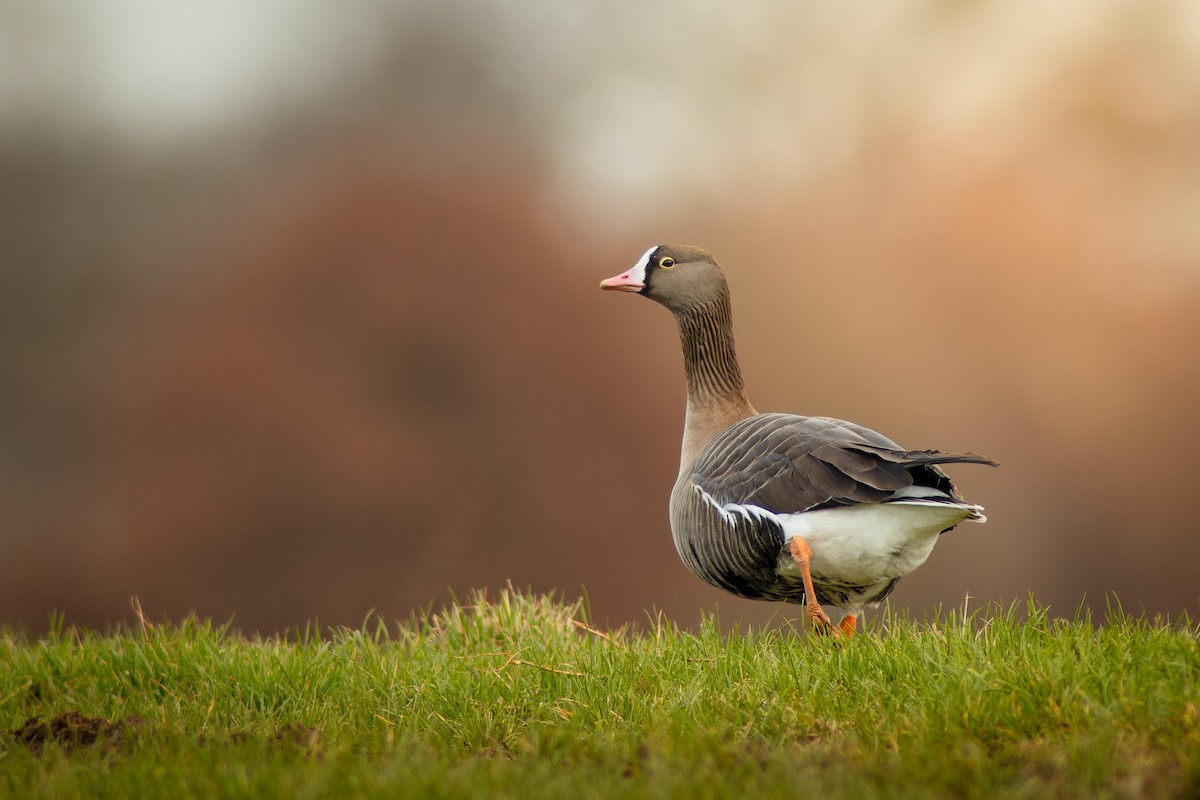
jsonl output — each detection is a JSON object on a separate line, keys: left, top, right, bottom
{"left": 2, "top": 3, "right": 1199, "bottom": 633}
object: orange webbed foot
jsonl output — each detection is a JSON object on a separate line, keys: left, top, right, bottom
{"left": 788, "top": 537, "right": 841, "bottom": 638}
{"left": 807, "top": 602, "right": 836, "bottom": 636}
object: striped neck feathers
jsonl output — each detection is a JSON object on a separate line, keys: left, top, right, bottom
{"left": 673, "top": 294, "right": 756, "bottom": 471}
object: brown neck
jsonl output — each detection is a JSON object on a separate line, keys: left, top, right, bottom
{"left": 673, "top": 295, "right": 756, "bottom": 473}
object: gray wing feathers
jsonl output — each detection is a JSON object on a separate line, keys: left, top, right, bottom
{"left": 690, "top": 413, "right": 997, "bottom": 514}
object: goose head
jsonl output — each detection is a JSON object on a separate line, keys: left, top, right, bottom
{"left": 600, "top": 245, "right": 729, "bottom": 314}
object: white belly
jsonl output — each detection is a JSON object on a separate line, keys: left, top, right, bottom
{"left": 775, "top": 501, "right": 975, "bottom": 586}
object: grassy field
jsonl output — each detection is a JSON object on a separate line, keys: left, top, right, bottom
{"left": 2, "top": 589, "right": 1198, "bottom": 799}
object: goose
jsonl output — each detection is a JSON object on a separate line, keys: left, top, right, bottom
{"left": 600, "top": 245, "right": 997, "bottom": 636}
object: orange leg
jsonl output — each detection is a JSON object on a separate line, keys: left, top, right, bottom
{"left": 838, "top": 614, "right": 857, "bottom": 638}
{"left": 787, "top": 537, "right": 835, "bottom": 636}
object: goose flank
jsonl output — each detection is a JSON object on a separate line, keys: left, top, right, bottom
{"left": 600, "top": 245, "right": 997, "bottom": 636}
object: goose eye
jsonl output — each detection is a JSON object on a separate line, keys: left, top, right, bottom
{"left": 659, "top": 257, "right": 675, "bottom": 269}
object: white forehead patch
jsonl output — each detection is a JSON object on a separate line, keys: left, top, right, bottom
{"left": 628, "top": 245, "right": 658, "bottom": 284}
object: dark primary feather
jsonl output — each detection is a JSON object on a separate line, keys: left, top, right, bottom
{"left": 689, "top": 413, "right": 998, "bottom": 514}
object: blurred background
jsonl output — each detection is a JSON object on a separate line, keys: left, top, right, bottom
{"left": 3, "top": 1, "right": 1199, "bottom": 634}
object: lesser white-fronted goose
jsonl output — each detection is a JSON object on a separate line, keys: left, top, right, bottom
{"left": 601, "top": 245, "right": 996, "bottom": 636}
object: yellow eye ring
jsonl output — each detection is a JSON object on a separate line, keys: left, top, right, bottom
{"left": 660, "top": 257, "right": 675, "bottom": 269}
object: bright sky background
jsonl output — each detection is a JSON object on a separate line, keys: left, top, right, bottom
{"left": 3, "top": 1, "right": 1198, "bottom": 241}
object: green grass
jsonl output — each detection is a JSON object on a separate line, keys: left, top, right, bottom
{"left": 2, "top": 589, "right": 1198, "bottom": 799}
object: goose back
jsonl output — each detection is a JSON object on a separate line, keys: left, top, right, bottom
{"left": 670, "top": 413, "right": 997, "bottom": 604}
